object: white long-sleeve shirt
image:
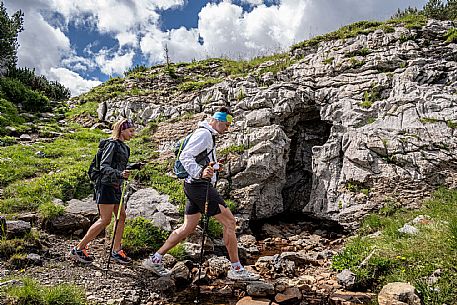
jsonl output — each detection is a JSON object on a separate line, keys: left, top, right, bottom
{"left": 180, "top": 120, "right": 218, "bottom": 184}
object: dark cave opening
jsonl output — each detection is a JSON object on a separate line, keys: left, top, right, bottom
{"left": 249, "top": 116, "right": 346, "bottom": 237}
{"left": 282, "top": 118, "right": 332, "bottom": 213}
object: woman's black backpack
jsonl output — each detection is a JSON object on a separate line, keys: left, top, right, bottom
{"left": 88, "top": 139, "right": 118, "bottom": 187}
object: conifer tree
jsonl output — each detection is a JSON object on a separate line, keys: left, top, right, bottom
{"left": 0, "top": 2, "right": 23, "bottom": 74}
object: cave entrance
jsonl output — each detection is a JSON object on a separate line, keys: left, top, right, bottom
{"left": 282, "top": 118, "right": 332, "bottom": 213}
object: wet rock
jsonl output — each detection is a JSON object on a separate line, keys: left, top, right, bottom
{"left": 378, "top": 282, "right": 421, "bottom": 305}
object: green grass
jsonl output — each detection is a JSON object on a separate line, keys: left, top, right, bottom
{"left": 168, "top": 243, "right": 186, "bottom": 260}
{"left": 1, "top": 277, "right": 86, "bottom": 305}
{"left": 446, "top": 120, "right": 457, "bottom": 129}
{"left": 0, "top": 127, "right": 104, "bottom": 213}
{"left": 66, "top": 101, "right": 99, "bottom": 119}
{"left": 177, "top": 78, "right": 221, "bottom": 92}
{"left": 73, "top": 77, "right": 126, "bottom": 105}
{"left": 219, "top": 144, "right": 246, "bottom": 157}
{"left": 445, "top": 28, "right": 457, "bottom": 43}
{"left": 121, "top": 216, "right": 169, "bottom": 257}
{"left": 332, "top": 188, "right": 457, "bottom": 304}
{"left": 420, "top": 117, "right": 439, "bottom": 124}
{"left": 38, "top": 202, "right": 65, "bottom": 221}
{"left": 0, "top": 98, "right": 25, "bottom": 135}
{"left": 0, "top": 230, "right": 41, "bottom": 260}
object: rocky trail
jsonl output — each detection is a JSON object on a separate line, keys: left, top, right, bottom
{"left": 0, "top": 218, "right": 374, "bottom": 305}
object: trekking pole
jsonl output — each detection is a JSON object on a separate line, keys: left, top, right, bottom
{"left": 194, "top": 177, "right": 211, "bottom": 304}
{"left": 105, "top": 179, "right": 129, "bottom": 274}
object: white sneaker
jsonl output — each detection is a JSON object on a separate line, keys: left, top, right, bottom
{"left": 227, "top": 268, "right": 260, "bottom": 281}
{"left": 142, "top": 258, "right": 171, "bottom": 276}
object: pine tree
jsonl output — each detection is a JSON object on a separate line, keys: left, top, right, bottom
{"left": 445, "top": 0, "right": 457, "bottom": 20}
{"left": 0, "top": 2, "right": 24, "bottom": 74}
{"left": 423, "top": 0, "right": 446, "bottom": 19}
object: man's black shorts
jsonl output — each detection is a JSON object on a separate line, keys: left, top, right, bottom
{"left": 184, "top": 181, "right": 226, "bottom": 216}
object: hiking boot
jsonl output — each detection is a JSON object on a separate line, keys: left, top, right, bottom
{"left": 227, "top": 268, "right": 260, "bottom": 281}
{"left": 142, "top": 257, "right": 171, "bottom": 276}
{"left": 111, "top": 249, "right": 132, "bottom": 264}
{"left": 69, "top": 246, "right": 93, "bottom": 264}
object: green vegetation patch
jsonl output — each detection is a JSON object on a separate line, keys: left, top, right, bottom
{"left": 1, "top": 277, "right": 86, "bottom": 305}
{"left": 177, "top": 78, "right": 221, "bottom": 92}
{"left": 0, "top": 98, "right": 25, "bottom": 135}
{"left": 0, "top": 231, "right": 41, "bottom": 260}
{"left": 222, "top": 53, "right": 294, "bottom": 76}
{"left": 0, "top": 127, "right": 104, "bottom": 213}
{"left": 74, "top": 77, "right": 126, "bottom": 105}
{"left": 121, "top": 217, "right": 169, "bottom": 257}
{"left": 445, "top": 28, "right": 457, "bottom": 43}
{"left": 332, "top": 188, "right": 457, "bottom": 304}
{"left": 0, "top": 77, "right": 50, "bottom": 112}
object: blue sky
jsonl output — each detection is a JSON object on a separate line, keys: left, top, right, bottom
{"left": 3, "top": 0, "right": 428, "bottom": 96}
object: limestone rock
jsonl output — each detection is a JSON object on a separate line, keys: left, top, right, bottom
{"left": 378, "top": 282, "right": 421, "bottom": 305}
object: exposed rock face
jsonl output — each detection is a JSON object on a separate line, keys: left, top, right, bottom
{"left": 96, "top": 20, "right": 457, "bottom": 230}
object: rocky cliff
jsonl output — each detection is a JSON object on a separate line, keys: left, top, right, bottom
{"left": 90, "top": 19, "right": 457, "bottom": 230}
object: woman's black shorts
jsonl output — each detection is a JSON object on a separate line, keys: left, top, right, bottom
{"left": 184, "top": 181, "right": 226, "bottom": 216}
{"left": 96, "top": 184, "right": 122, "bottom": 205}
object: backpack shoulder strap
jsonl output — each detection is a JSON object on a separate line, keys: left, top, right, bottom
{"left": 196, "top": 126, "right": 216, "bottom": 160}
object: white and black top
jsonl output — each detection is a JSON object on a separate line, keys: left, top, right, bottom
{"left": 179, "top": 120, "right": 218, "bottom": 185}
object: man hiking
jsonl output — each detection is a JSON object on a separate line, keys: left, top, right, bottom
{"left": 142, "top": 107, "right": 259, "bottom": 281}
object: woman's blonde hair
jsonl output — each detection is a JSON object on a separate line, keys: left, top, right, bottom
{"left": 111, "top": 118, "right": 129, "bottom": 140}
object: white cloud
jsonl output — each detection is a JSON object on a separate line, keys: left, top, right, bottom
{"left": 116, "top": 32, "right": 139, "bottom": 48}
{"left": 95, "top": 50, "right": 135, "bottom": 76}
{"left": 240, "top": 0, "right": 265, "bottom": 6}
{"left": 48, "top": 67, "right": 101, "bottom": 97}
{"left": 140, "top": 28, "right": 168, "bottom": 64}
{"left": 16, "top": 10, "right": 72, "bottom": 75}
{"left": 61, "top": 55, "right": 96, "bottom": 72}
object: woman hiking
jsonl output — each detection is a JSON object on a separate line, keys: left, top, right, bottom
{"left": 70, "top": 118, "right": 135, "bottom": 264}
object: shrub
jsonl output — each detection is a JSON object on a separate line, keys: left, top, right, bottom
{"left": 6, "top": 67, "right": 70, "bottom": 101}
{"left": 207, "top": 218, "right": 223, "bottom": 238}
{"left": 168, "top": 243, "right": 186, "bottom": 260}
{"left": 7, "top": 253, "right": 27, "bottom": 269}
{"left": 121, "top": 217, "right": 169, "bottom": 257}
{"left": 0, "top": 77, "right": 50, "bottom": 112}
{"left": 38, "top": 202, "right": 65, "bottom": 221}
{"left": 0, "top": 97, "right": 24, "bottom": 135}
{"left": 0, "top": 231, "right": 41, "bottom": 260}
